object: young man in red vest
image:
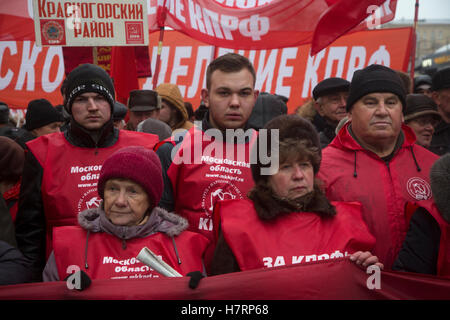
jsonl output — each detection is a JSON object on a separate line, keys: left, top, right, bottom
{"left": 156, "top": 53, "right": 259, "bottom": 251}
{"left": 15, "top": 64, "right": 159, "bottom": 281}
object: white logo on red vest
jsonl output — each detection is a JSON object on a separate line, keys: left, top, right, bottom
{"left": 201, "top": 180, "right": 243, "bottom": 217}
{"left": 77, "top": 188, "right": 101, "bottom": 213}
{"left": 406, "top": 177, "right": 432, "bottom": 200}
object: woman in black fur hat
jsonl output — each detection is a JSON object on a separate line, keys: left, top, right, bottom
{"left": 209, "top": 114, "right": 383, "bottom": 275}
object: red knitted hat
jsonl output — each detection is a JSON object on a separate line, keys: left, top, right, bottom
{"left": 97, "top": 146, "right": 163, "bottom": 207}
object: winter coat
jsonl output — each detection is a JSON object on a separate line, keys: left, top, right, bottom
{"left": 393, "top": 199, "right": 450, "bottom": 277}
{"left": 318, "top": 122, "right": 439, "bottom": 269}
{"left": 43, "top": 205, "right": 209, "bottom": 281}
{"left": 429, "top": 121, "right": 450, "bottom": 155}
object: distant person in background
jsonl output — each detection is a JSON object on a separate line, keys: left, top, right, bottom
{"left": 0, "top": 102, "right": 11, "bottom": 129}
{"left": 184, "top": 102, "right": 195, "bottom": 122}
{"left": 430, "top": 67, "right": 450, "bottom": 155}
{"left": 403, "top": 94, "right": 442, "bottom": 150}
{"left": 414, "top": 74, "right": 433, "bottom": 98}
{"left": 396, "top": 70, "right": 412, "bottom": 94}
{"left": 137, "top": 118, "right": 172, "bottom": 141}
{"left": 194, "top": 102, "right": 208, "bottom": 121}
{"left": 156, "top": 83, "right": 194, "bottom": 135}
{"left": 126, "top": 90, "right": 161, "bottom": 131}
{"left": 312, "top": 77, "right": 350, "bottom": 148}
{"left": 23, "top": 99, "right": 63, "bottom": 137}
{"left": 113, "top": 101, "right": 127, "bottom": 130}
{"left": 247, "top": 92, "right": 287, "bottom": 130}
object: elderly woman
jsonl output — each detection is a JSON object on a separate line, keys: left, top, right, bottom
{"left": 209, "top": 115, "right": 382, "bottom": 275}
{"left": 43, "top": 146, "right": 209, "bottom": 281}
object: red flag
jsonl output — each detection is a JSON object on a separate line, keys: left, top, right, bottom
{"left": 110, "top": 46, "right": 139, "bottom": 105}
{"left": 310, "top": 0, "right": 395, "bottom": 55}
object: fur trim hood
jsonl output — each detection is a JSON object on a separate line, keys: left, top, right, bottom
{"left": 248, "top": 180, "right": 336, "bottom": 221}
{"left": 78, "top": 204, "right": 189, "bottom": 239}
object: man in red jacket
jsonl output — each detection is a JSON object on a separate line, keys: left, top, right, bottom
{"left": 318, "top": 65, "right": 439, "bottom": 270}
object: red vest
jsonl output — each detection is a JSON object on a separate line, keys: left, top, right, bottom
{"left": 167, "top": 126, "right": 257, "bottom": 241}
{"left": 53, "top": 226, "right": 209, "bottom": 280}
{"left": 405, "top": 200, "right": 450, "bottom": 278}
{"left": 26, "top": 130, "right": 159, "bottom": 256}
{"left": 216, "top": 199, "right": 376, "bottom": 271}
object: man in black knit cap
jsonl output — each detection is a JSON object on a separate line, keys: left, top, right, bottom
{"left": 318, "top": 64, "right": 439, "bottom": 270}
{"left": 16, "top": 64, "right": 159, "bottom": 281}
{"left": 23, "top": 99, "right": 63, "bottom": 137}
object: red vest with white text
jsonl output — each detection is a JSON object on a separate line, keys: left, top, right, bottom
{"left": 216, "top": 199, "right": 376, "bottom": 271}
{"left": 167, "top": 126, "right": 257, "bottom": 241}
{"left": 53, "top": 226, "right": 209, "bottom": 280}
{"left": 405, "top": 200, "right": 450, "bottom": 278}
{"left": 26, "top": 130, "right": 159, "bottom": 256}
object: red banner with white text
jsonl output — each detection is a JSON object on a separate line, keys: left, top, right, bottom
{"left": 0, "top": 0, "right": 397, "bottom": 53}
{"left": 0, "top": 259, "right": 449, "bottom": 300}
{"left": 0, "top": 27, "right": 413, "bottom": 116}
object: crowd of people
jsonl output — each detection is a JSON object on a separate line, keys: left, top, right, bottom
{"left": 0, "top": 53, "right": 449, "bottom": 288}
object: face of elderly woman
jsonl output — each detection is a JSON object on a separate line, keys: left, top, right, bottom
{"left": 268, "top": 158, "right": 315, "bottom": 200}
{"left": 103, "top": 178, "right": 150, "bottom": 226}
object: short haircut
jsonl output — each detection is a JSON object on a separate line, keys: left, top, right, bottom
{"left": 205, "top": 53, "right": 256, "bottom": 90}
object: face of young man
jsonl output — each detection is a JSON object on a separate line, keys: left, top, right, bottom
{"left": 71, "top": 92, "right": 111, "bottom": 130}
{"left": 349, "top": 92, "right": 404, "bottom": 152}
{"left": 201, "top": 68, "right": 258, "bottom": 131}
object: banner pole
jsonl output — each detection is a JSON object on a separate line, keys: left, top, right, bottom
{"left": 152, "top": 1, "right": 167, "bottom": 90}
{"left": 152, "top": 26, "right": 165, "bottom": 90}
{"left": 409, "top": 0, "right": 419, "bottom": 92}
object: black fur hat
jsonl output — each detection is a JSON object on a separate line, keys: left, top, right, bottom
{"left": 251, "top": 114, "right": 321, "bottom": 185}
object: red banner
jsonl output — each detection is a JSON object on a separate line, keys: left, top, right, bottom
{"left": 149, "top": 0, "right": 397, "bottom": 54}
{"left": 0, "top": 27, "right": 413, "bottom": 115}
{"left": 0, "top": 0, "right": 396, "bottom": 55}
{"left": 1, "top": 259, "right": 449, "bottom": 300}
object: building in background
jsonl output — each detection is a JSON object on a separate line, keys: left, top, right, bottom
{"left": 383, "top": 19, "right": 450, "bottom": 75}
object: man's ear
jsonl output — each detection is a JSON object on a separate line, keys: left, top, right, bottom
{"left": 201, "top": 88, "right": 210, "bottom": 109}
{"left": 314, "top": 100, "right": 324, "bottom": 116}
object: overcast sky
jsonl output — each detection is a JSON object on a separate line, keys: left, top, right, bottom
{"left": 394, "top": 0, "right": 450, "bottom": 21}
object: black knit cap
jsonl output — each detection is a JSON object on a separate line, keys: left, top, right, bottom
{"left": 432, "top": 67, "right": 450, "bottom": 91}
{"left": 346, "top": 64, "right": 406, "bottom": 112}
{"left": 24, "top": 99, "right": 63, "bottom": 131}
{"left": 113, "top": 101, "right": 128, "bottom": 121}
{"left": 403, "top": 94, "right": 441, "bottom": 122}
{"left": 251, "top": 114, "right": 321, "bottom": 184}
{"left": 64, "top": 64, "right": 115, "bottom": 114}
{"left": 312, "top": 77, "right": 350, "bottom": 100}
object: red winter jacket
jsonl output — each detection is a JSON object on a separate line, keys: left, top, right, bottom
{"left": 318, "top": 123, "right": 439, "bottom": 269}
